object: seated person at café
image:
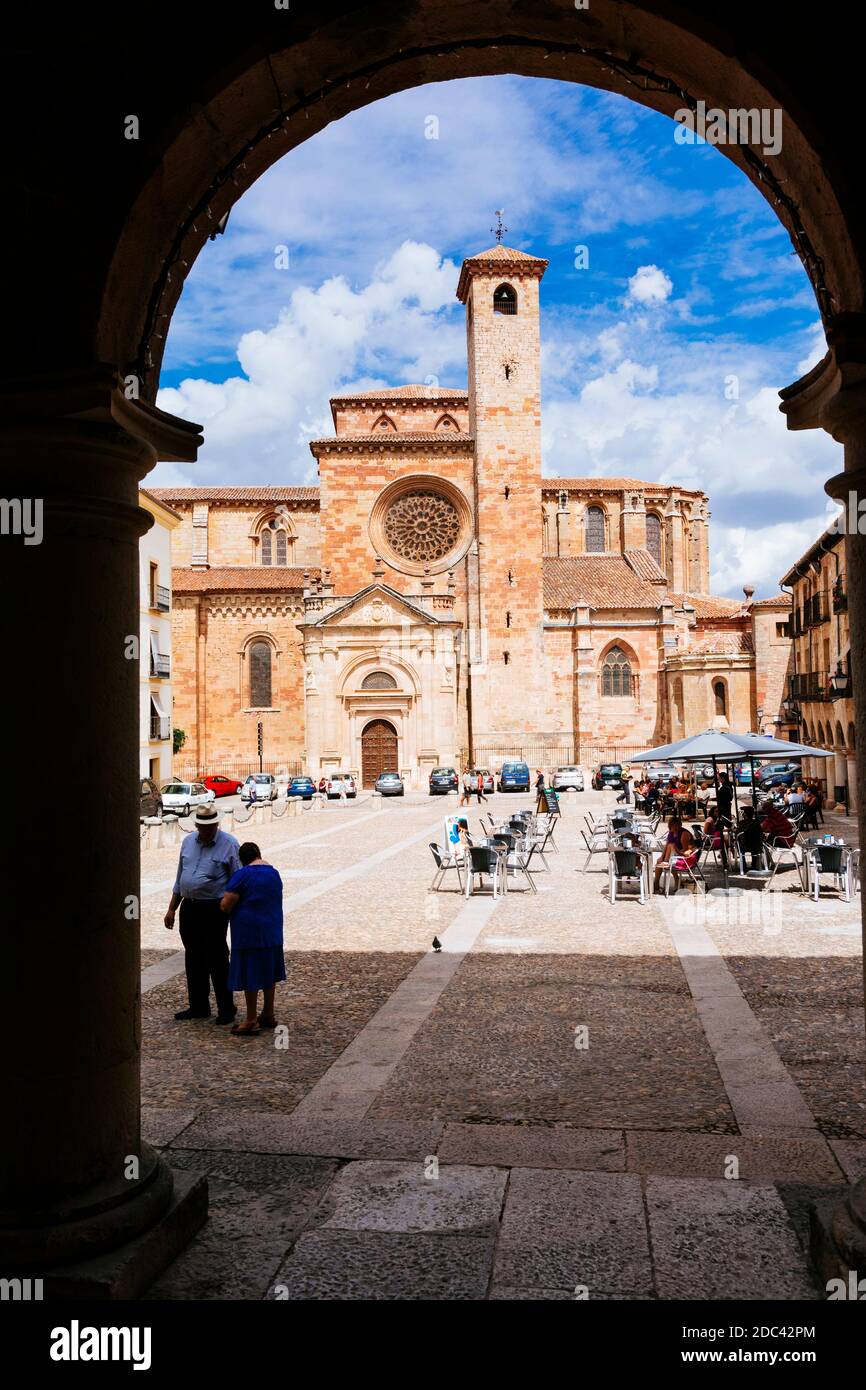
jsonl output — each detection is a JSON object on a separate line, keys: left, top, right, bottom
{"left": 760, "top": 799, "right": 797, "bottom": 847}
{"left": 654, "top": 822, "right": 698, "bottom": 894}
{"left": 786, "top": 783, "right": 806, "bottom": 812}
{"left": 695, "top": 780, "right": 713, "bottom": 808}
{"left": 701, "top": 805, "right": 724, "bottom": 848}
{"left": 653, "top": 815, "right": 684, "bottom": 892}
{"left": 737, "top": 806, "right": 766, "bottom": 869}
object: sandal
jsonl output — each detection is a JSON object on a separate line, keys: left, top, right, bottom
{"left": 231, "top": 1021, "right": 260, "bottom": 1037}
{"left": 257, "top": 1015, "right": 277, "bottom": 1030}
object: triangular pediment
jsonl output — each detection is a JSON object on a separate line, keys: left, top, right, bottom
{"left": 309, "top": 583, "right": 443, "bottom": 628}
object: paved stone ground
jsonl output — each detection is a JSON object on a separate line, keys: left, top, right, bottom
{"left": 138, "top": 789, "right": 864, "bottom": 1300}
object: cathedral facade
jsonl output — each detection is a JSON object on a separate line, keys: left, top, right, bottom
{"left": 154, "top": 242, "right": 791, "bottom": 785}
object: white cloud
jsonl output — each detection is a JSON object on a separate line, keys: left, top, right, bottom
{"left": 626, "top": 264, "right": 673, "bottom": 305}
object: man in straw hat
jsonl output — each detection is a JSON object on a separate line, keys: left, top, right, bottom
{"left": 164, "top": 803, "right": 240, "bottom": 1024}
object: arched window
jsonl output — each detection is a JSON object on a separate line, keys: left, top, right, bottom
{"left": 673, "top": 677, "right": 684, "bottom": 728}
{"left": 835, "top": 721, "right": 845, "bottom": 747}
{"left": 259, "top": 516, "right": 291, "bottom": 566}
{"left": 249, "top": 641, "right": 272, "bottom": 707}
{"left": 373, "top": 414, "right": 396, "bottom": 431}
{"left": 601, "top": 646, "right": 632, "bottom": 697}
{"left": 646, "top": 512, "right": 662, "bottom": 565}
{"left": 360, "top": 670, "right": 398, "bottom": 690}
{"left": 713, "top": 680, "right": 727, "bottom": 716}
{"left": 434, "top": 415, "right": 458, "bottom": 431}
{"left": 492, "top": 283, "right": 517, "bottom": 315}
{"left": 585, "top": 506, "right": 605, "bottom": 553}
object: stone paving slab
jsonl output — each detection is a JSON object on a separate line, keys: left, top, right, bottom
{"left": 493, "top": 1169, "right": 653, "bottom": 1296}
{"left": 312, "top": 1160, "right": 507, "bottom": 1237}
{"left": 146, "top": 1154, "right": 339, "bottom": 1301}
{"left": 438, "top": 1122, "right": 625, "bottom": 1171}
{"left": 174, "top": 1105, "right": 444, "bottom": 1161}
{"left": 268, "top": 1230, "right": 495, "bottom": 1300}
{"left": 828, "top": 1138, "right": 866, "bottom": 1184}
{"left": 645, "top": 1176, "right": 818, "bottom": 1300}
{"left": 141, "top": 1106, "right": 197, "bottom": 1148}
{"left": 625, "top": 1130, "right": 843, "bottom": 1183}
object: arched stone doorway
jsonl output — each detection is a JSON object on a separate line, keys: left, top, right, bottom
{"left": 361, "top": 718, "right": 398, "bottom": 787}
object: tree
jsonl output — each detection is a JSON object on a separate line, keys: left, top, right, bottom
{"left": 173, "top": 727, "right": 186, "bottom": 756}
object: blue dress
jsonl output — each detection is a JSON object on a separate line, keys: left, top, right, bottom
{"left": 225, "top": 863, "right": 286, "bottom": 992}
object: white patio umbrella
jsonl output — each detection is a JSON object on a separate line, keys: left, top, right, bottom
{"left": 631, "top": 730, "right": 832, "bottom": 885}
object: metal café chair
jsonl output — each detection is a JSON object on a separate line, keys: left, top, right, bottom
{"left": 428, "top": 842, "right": 464, "bottom": 892}
{"left": 736, "top": 834, "right": 773, "bottom": 875}
{"left": 804, "top": 842, "right": 853, "bottom": 902}
{"left": 464, "top": 843, "right": 507, "bottom": 899}
{"left": 656, "top": 848, "right": 705, "bottom": 896}
{"left": 503, "top": 840, "right": 539, "bottom": 894}
{"left": 608, "top": 845, "right": 649, "bottom": 904}
{"left": 765, "top": 838, "right": 807, "bottom": 893}
{"left": 581, "top": 826, "right": 609, "bottom": 872}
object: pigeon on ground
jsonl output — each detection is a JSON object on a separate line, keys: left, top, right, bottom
{"left": 432, "top": 937, "right": 442, "bottom": 952}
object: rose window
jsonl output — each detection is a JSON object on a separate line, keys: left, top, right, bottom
{"left": 383, "top": 490, "right": 461, "bottom": 562}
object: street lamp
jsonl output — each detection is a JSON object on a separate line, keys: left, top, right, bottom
{"left": 830, "top": 662, "right": 849, "bottom": 698}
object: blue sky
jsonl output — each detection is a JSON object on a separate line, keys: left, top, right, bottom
{"left": 155, "top": 76, "right": 839, "bottom": 596}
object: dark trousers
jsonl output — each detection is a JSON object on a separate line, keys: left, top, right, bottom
{"left": 179, "top": 897, "right": 234, "bottom": 1016}
{"left": 616, "top": 784, "right": 631, "bottom": 804}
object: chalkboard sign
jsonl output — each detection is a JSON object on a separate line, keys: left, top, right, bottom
{"left": 537, "top": 786, "right": 561, "bottom": 817}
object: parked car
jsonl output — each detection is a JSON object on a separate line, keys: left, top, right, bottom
{"left": 241, "top": 773, "right": 278, "bottom": 803}
{"left": 375, "top": 770, "right": 404, "bottom": 796}
{"left": 327, "top": 772, "right": 357, "bottom": 799}
{"left": 161, "top": 781, "right": 215, "bottom": 817}
{"left": 469, "top": 767, "right": 495, "bottom": 795}
{"left": 140, "top": 776, "right": 163, "bottom": 820}
{"left": 732, "top": 762, "right": 756, "bottom": 786}
{"left": 498, "top": 761, "right": 531, "bottom": 792}
{"left": 592, "top": 762, "right": 623, "bottom": 790}
{"left": 755, "top": 761, "right": 802, "bottom": 789}
{"left": 287, "top": 776, "right": 316, "bottom": 800}
{"left": 202, "top": 773, "right": 244, "bottom": 798}
{"left": 552, "top": 765, "right": 585, "bottom": 792}
{"left": 429, "top": 766, "right": 458, "bottom": 795}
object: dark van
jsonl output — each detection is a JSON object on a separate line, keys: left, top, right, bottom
{"left": 498, "top": 761, "right": 531, "bottom": 792}
{"left": 592, "top": 763, "right": 623, "bottom": 790}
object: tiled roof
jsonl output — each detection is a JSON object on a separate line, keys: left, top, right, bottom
{"left": 751, "top": 593, "right": 792, "bottom": 608}
{"left": 457, "top": 244, "right": 549, "bottom": 300}
{"left": 779, "top": 522, "right": 843, "bottom": 585}
{"left": 172, "top": 566, "right": 318, "bottom": 593}
{"left": 543, "top": 556, "right": 666, "bottom": 610}
{"left": 674, "top": 593, "right": 745, "bottom": 617}
{"left": 625, "top": 549, "right": 667, "bottom": 582}
{"left": 310, "top": 431, "right": 473, "bottom": 453}
{"left": 331, "top": 384, "right": 467, "bottom": 401}
{"left": 687, "top": 632, "right": 754, "bottom": 655}
{"left": 149, "top": 487, "right": 319, "bottom": 503}
{"left": 541, "top": 477, "right": 705, "bottom": 497}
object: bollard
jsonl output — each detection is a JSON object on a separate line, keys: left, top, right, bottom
{"left": 143, "top": 817, "right": 161, "bottom": 850}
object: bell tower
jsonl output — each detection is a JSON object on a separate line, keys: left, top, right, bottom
{"left": 457, "top": 236, "right": 549, "bottom": 748}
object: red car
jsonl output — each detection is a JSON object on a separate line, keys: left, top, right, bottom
{"left": 202, "top": 773, "right": 245, "bottom": 798}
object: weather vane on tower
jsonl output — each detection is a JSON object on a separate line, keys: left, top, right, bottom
{"left": 491, "top": 209, "right": 507, "bottom": 243}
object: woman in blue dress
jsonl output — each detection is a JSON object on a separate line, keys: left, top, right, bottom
{"left": 220, "top": 842, "right": 285, "bottom": 1036}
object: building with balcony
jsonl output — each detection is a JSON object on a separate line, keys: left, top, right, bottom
{"left": 780, "top": 523, "right": 855, "bottom": 810}
{"left": 139, "top": 489, "right": 180, "bottom": 784}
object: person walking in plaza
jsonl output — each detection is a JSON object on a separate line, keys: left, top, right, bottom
{"left": 616, "top": 769, "right": 632, "bottom": 805}
{"left": 220, "top": 842, "right": 285, "bottom": 1037}
{"left": 164, "top": 803, "right": 240, "bottom": 1024}
{"left": 475, "top": 770, "right": 488, "bottom": 804}
{"left": 460, "top": 767, "right": 473, "bottom": 807}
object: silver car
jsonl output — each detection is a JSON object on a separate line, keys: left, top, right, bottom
{"left": 241, "top": 773, "right": 278, "bottom": 803}
{"left": 552, "top": 765, "right": 585, "bottom": 792}
{"left": 375, "top": 771, "right": 404, "bottom": 796}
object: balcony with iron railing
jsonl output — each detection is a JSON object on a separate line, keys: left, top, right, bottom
{"left": 152, "top": 584, "right": 170, "bottom": 612}
{"left": 150, "top": 653, "right": 170, "bottom": 678}
{"left": 150, "top": 715, "right": 171, "bottom": 741}
{"left": 832, "top": 577, "right": 848, "bottom": 612}
{"left": 808, "top": 592, "right": 830, "bottom": 625}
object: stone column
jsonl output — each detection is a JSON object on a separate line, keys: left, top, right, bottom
{"left": 780, "top": 318, "right": 866, "bottom": 1279}
{"left": 0, "top": 375, "right": 206, "bottom": 1287}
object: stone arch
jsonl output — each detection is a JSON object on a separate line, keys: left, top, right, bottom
{"left": 816, "top": 720, "right": 826, "bottom": 746}
{"left": 712, "top": 676, "right": 729, "bottom": 719}
{"left": 599, "top": 639, "right": 638, "bottom": 698}
{"left": 434, "top": 414, "right": 460, "bottom": 431}
{"left": 835, "top": 720, "right": 845, "bottom": 747}
{"left": 584, "top": 504, "right": 607, "bottom": 554}
{"left": 492, "top": 283, "right": 517, "bottom": 315}
{"left": 240, "top": 631, "right": 280, "bottom": 709}
{"left": 361, "top": 669, "right": 399, "bottom": 690}
{"left": 372, "top": 413, "right": 397, "bottom": 431}
{"left": 338, "top": 651, "right": 421, "bottom": 699}
{"left": 848, "top": 720, "right": 856, "bottom": 750}
{"left": 645, "top": 510, "right": 663, "bottom": 566}
{"left": 94, "top": 5, "right": 862, "bottom": 394}
{"left": 249, "top": 507, "right": 296, "bottom": 566}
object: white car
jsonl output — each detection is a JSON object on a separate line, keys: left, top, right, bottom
{"left": 552, "top": 765, "right": 585, "bottom": 792}
{"left": 160, "top": 781, "right": 216, "bottom": 816}
{"left": 327, "top": 772, "right": 357, "bottom": 799}
{"left": 241, "top": 773, "right": 278, "bottom": 803}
